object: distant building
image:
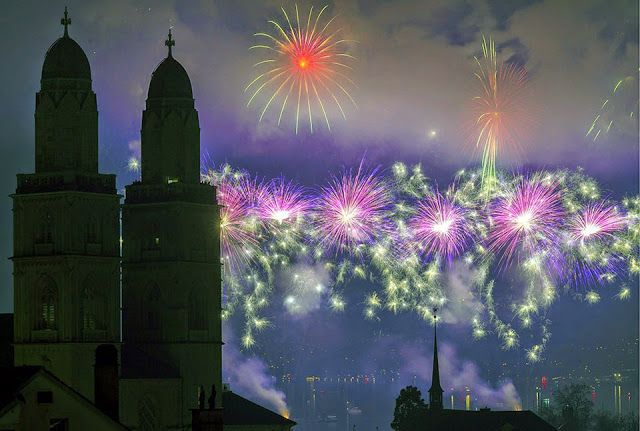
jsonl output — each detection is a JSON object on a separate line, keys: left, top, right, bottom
{"left": 8, "top": 8, "right": 295, "bottom": 431}
{"left": 421, "top": 311, "right": 557, "bottom": 431}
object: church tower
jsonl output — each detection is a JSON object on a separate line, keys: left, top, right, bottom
{"left": 428, "top": 308, "right": 444, "bottom": 410}
{"left": 121, "top": 30, "right": 222, "bottom": 425}
{"left": 11, "top": 8, "right": 121, "bottom": 402}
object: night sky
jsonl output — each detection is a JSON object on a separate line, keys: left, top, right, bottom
{"left": 1, "top": 0, "right": 638, "bottom": 417}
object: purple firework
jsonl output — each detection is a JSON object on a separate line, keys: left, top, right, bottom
{"left": 487, "top": 178, "right": 565, "bottom": 265}
{"left": 562, "top": 202, "right": 627, "bottom": 287}
{"left": 257, "top": 176, "right": 309, "bottom": 225}
{"left": 408, "top": 193, "right": 472, "bottom": 262}
{"left": 568, "top": 202, "right": 627, "bottom": 242}
{"left": 312, "top": 164, "right": 392, "bottom": 255}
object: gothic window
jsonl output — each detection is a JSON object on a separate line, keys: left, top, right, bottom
{"left": 40, "top": 281, "right": 57, "bottom": 330}
{"left": 39, "top": 212, "right": 53, "bottom": 243}
{"left": 82, "top": 276, "right": 105, "bottom": 331}
{"left": 188, "top": 288, "right": 206, "bottom": 330}
{"left": 87, "top": 216, "right": 97, "bottom": 243}
{"left": 138, "top": 396, "right": 158, "bottom": 431}
{"left": 143, "top": 284, "right": 161, "bottom": 330}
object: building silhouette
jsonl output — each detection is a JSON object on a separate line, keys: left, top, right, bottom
{"left": 420, "top": 311, "right": 557, "bottom": 430}
{"left": 3, "top": 8, "right": 294, "bottom": 431}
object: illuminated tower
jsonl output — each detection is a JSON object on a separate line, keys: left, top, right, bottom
{"left": 428, "top": 308, "right": 444, "bottom": 410}
{"left": 11, "top": 8, "right": 121, "bottom": 401}
{"left": 121, "top": 30, "right": 222, "bottom": 426}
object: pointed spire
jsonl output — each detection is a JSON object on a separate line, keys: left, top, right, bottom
{"left": 165, "top": 28, "right": 175, "bottom": 57}
{"left": 61, "top": 6, "right": 71, "bottom": 38}
{"left": 428, "top": 307, "right": 444, "bottom": 410}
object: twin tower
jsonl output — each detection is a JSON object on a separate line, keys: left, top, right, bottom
{"left": 12, "top": 9, "right": 222, "bottom": 428}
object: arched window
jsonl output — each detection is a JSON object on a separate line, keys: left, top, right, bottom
{"left": 39, "top": 212, "right": 52, "bottom": 243}
{"left": 82, "top": 276, "right": 105, "bottom": 331}
{"left": 138, "top": 396, "right": 158, "bottom": 431}
{"left": 40, "top": 280, "right": 57, "bottom": 330}
{"left": 144, "top": 284, "right": 161, "bottom": 330}
{"left": 188, "top": 288, "right": 206, "bottom": 330}
{"left": 87, "top": 216, "right": 98, "bottom": 243}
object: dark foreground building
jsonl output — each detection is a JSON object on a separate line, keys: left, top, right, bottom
{"left": 5, "top": 8, "right": 294, "bottom": 431}
{"left": 420, "top": 312, "right": 557, "bottom": 431}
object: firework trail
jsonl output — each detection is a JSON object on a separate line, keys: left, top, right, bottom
{"left": 468, "top": 37, "right": 532, "bottom": 193}
{"left": 247, "top": 4, "right": 357, "bottom": 133}
{"left": 587, "top": 70, "right": 639, "bottom": 142}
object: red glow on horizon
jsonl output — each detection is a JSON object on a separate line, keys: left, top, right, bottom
{"left": 542, "top": 376, "right": 547, "bottom": 389}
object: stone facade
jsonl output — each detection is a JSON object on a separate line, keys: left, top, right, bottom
{"left": 120, "top": 36, "right": 222, "bottom": 427}
{"left": 12, "top": 25, "right": 120, "bottom": 405}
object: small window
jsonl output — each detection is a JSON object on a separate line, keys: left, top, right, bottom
{"left": 41, "top": 283, "right": 57, "bottom": 330}
{"left": 139, "top": 396, "right": 158, "bottom": 431}
{"left": 82, "top": 280, "right": 104, "bottom": 331}
{"left": 37, "top": 391, "right": 53, "bottom": 403}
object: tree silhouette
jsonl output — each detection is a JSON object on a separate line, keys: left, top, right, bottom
{"left": 592, "top": 410, "right": 639, "bottom": 431}
{"left": 391, "top": 385, "right": 427, "bottom": 431}
{"left": 539, "top": 384, "right": 593, "bottom": 430}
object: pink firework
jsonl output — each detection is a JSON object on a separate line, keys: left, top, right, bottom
{"left": 408, "top": 193, "right": 471, "bottom": 261}
{"left": 312, "top": 164, "right": 392, "bottom": 255}
{"left": 487, "top": 178, "right": 564, "bottom": 265}
{"left": 257, "top": 176, "right": 309, "bottom": 225}
{"left": 216, "top": 175, "right": 263, "bottom": 273}
{"left": 568, "top": 202, "right": 626, "bottom": 242}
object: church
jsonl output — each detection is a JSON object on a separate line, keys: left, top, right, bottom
{"left": 2, "top": 8, "right": 295, "bottom": 431}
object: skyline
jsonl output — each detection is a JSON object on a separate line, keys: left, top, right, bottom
{"left": 1, "top": 1, "right": 638, "bottom": 425}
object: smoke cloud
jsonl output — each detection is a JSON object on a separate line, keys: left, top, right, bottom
{"left": 222, "top": 325, "right": 290, "bottom": 416}
{"left": 441, "top": 262, "right": 485, "bottom": 326}
{"left": 400, "top": 341, "right": 521, "bottom": 410}
{"left": 277, "top": 262, "right": 331, "bottom": 315}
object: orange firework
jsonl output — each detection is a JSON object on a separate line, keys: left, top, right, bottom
{"left": 468, "top": 37, "right": 532, "bottom": 192}
{"left": 246, "top": 5, "right": 357, "bottom": 133}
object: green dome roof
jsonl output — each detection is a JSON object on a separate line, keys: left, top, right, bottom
{"left": 148, "top": 55, "right": 193, "bottom": 99}
{"left": 41, "top": 36, "right": 91, "bottom": 80}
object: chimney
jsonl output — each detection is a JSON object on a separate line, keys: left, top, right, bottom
{"left": 95, "top": 344, "right": 119, "bottom": 420}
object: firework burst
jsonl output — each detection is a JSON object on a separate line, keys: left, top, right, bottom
{"left": 468, "top": 37, "right": 532, "bottom": 192}
{"left": 205, "top": 168, "right": 265, "bottom": 274}
{"left": 198, "top": 160, "right": 636, "bottom": 358}
{"left": 312, "top": 164, "right": 392, "bottom": 256}
{"left": 486, "top": 177, "right": 564, "bottom": 267}
{"left": 247, "top": 4, "right": 357, "bottom": 133}
{"left": 408, "top": 193, "right": 473, "bottom": 262}
{"left": 257, "top": 176, "right": 309, "bottom": 225}
{"left": 568, "top": 202, "right": 626, "bottom": 243}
